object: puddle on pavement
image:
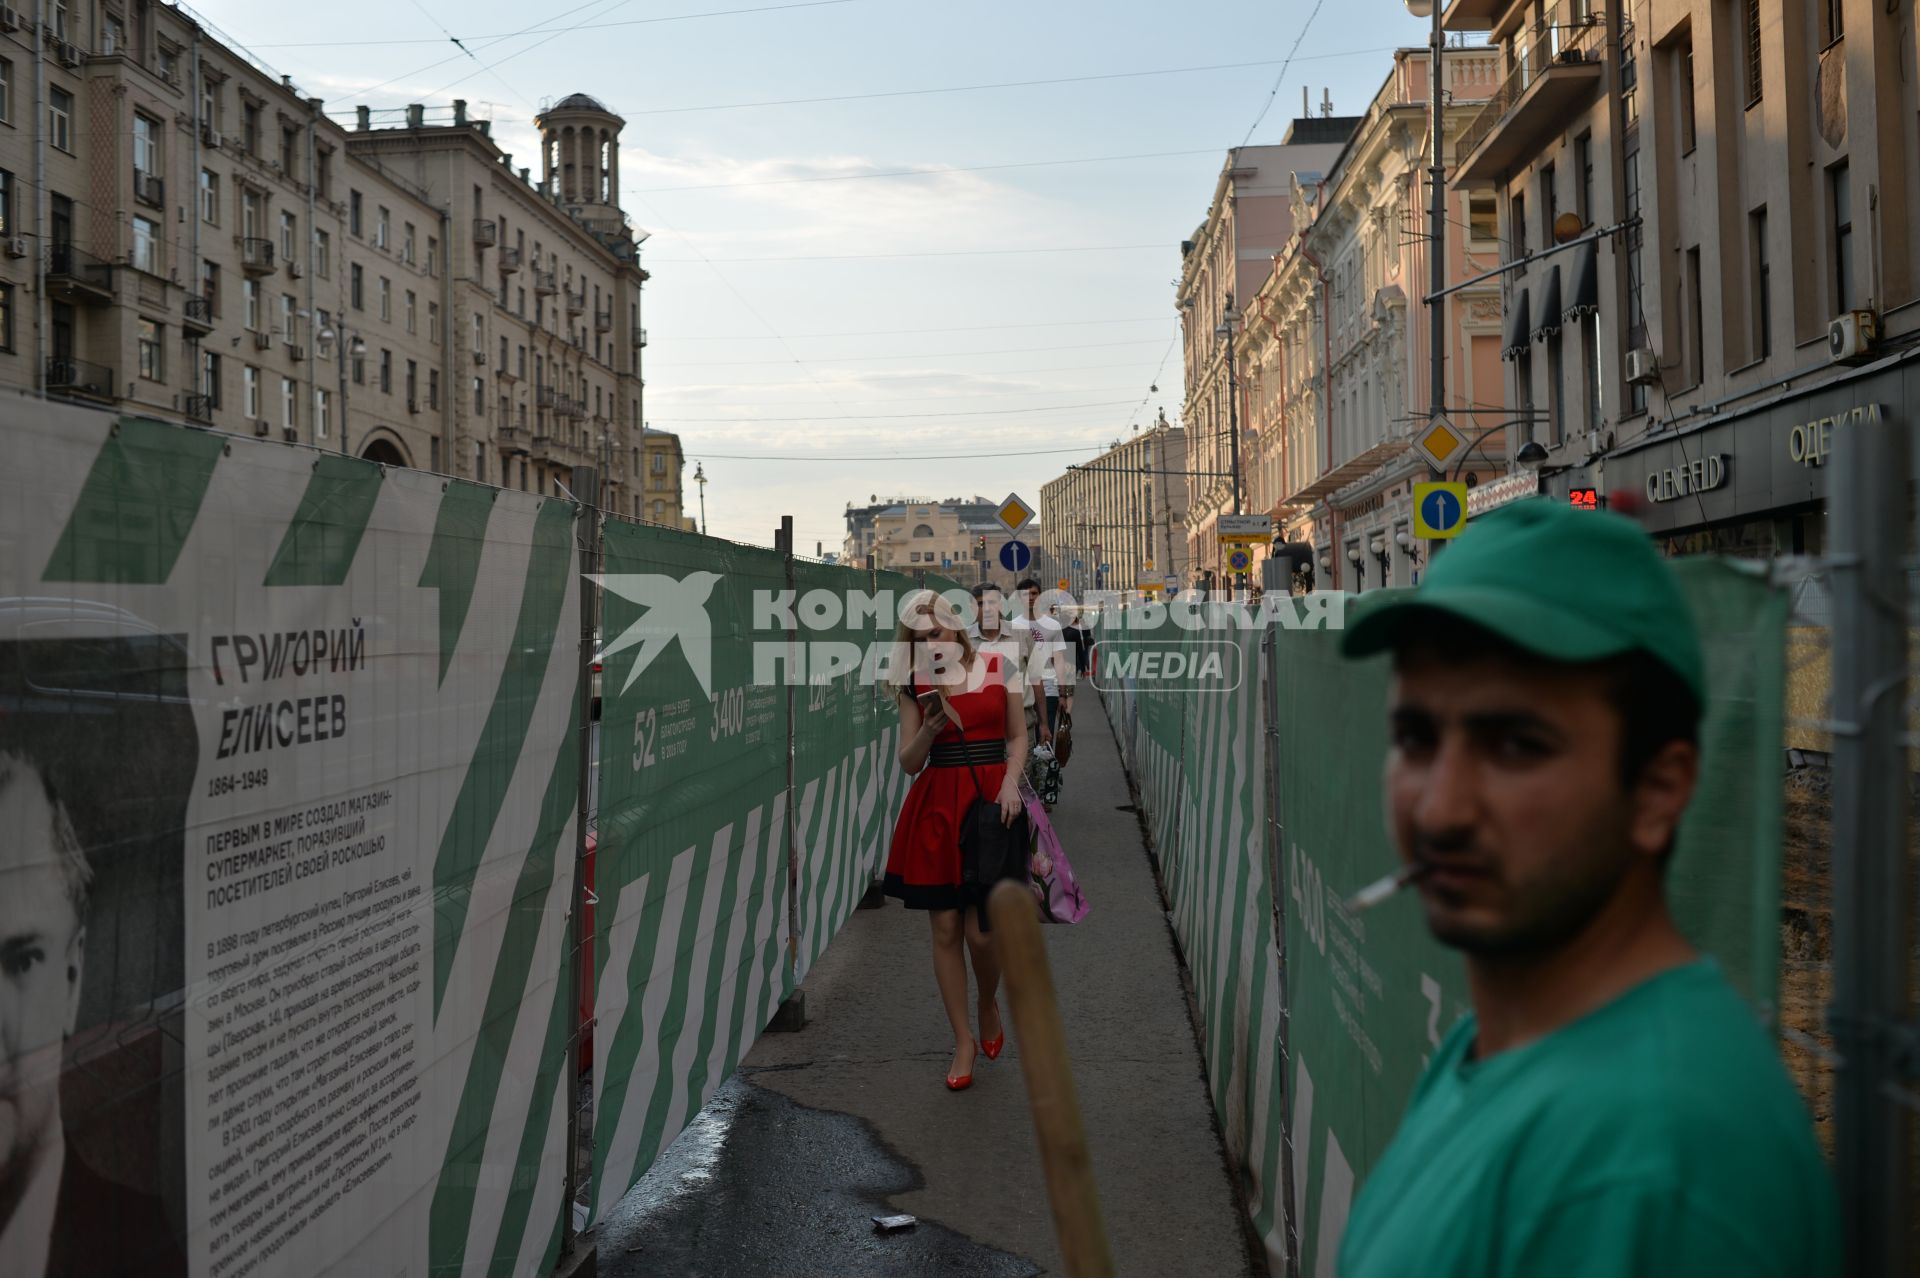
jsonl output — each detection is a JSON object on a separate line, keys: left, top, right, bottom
{"left": 593, "top": 1076, "right": 1040, "bottom": 1278}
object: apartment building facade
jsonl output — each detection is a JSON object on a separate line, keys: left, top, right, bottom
{"left": 1038, "top": 419, "right": 1191, "bottom": 596}
{"left": 1243, "top": 45, "right": 1507, "bottom": 593}
{"left": 1175, "top": 120, "right": 1355, "bottom": 591}
{"left": 0, "top": 11, "right": 659, "bottom": 517}
{"left": 1444, "top": 0, "right": 1920, "bottom": 555}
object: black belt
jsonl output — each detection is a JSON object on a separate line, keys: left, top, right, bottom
{"left": 929, "top": 739, "right": 1007, "bottom": 768}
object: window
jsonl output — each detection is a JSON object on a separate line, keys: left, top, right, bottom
{"left": 427, "top": 301, "right": 440, "bottom": 344}
{"left": 1678, "top": 39, "right": 1697, "bottom": 154}
{"left": 350, "top": 263, "right": 364, "bottom": 310}
{"left": 1749, "top": 207, "right": 1771, "bottom": 360}
{"left": 315, "top": 388, "right": 331, "bottom": 438}
{"left": 404, "top": 290, "right": 416, "bottom": 333}
{"left": 1830, "top": 161, "right": 1854, "bottom": 312}
{"left": 200, "top": 169, "right": 220, "bottom": 224}
{"left": 375, "top": 206, "right": 389, "bottom": 250}
{"left": 1540, "top": 165, "right": 1557, "bottom": 243}
{"left": 651, "top": 450, "right": 667, "bottom": 474}
{"left": 1510, "top": 192, "right": 1527, "bottom": 259}
{"left": 280, "top": 127, "right": 299, "bottom": 175}
{"left": 201, "top": 260, "right": 219, "bottom": 314}
{"left": 426, "top": 236, "right": 437, "bottom": 276}
{"left": 428, "top": 368, "right": 439, "bottom": 408}
{"left": 316, "top": 149, "right": 331, "bottom": 198}
{"left": 242, "top": 102, "right": 261, "bottom": 155}
{"left": 0, "top": 169, "right": 11, "bottom": 235}
{"left": 200, "top": 75, "right": 219, "bottom": 130}
{"left": 133, "top": 113, "right": 158, "bottom": 175}
{"left": 1743, "top": 0, "right": 1762, "bottom": 107}
{"left": 242, "top": 190, "right": 262, "bottom": 240}
{"left": 430, "top": 438, "right": 440, "bottom": 473}
{"left": 1468, "top": 192, "right": 1497, "bottom": 242}
{"left": 378, "top": 276, "right": 391, "bottom": 322}
{"left": 280, "top": 293, "right": 295, "bottom": 343}
{"left": 351, "top": 349, "right": 364, "bottom": 385}
{"left": 315, "top": 309, "right": 331, "bottom": 357}
{"left": 475, "top": 443, "right": 486, "bottom": 485}
{"left": 315, "top": 230, "right": 330, "bottom": 278}
{"left": 202, "top": 350, "right": 220, "bottom": 405}
{"left": 279, "top": 210, "right": 296, "bottom": 263}
{"left": 402, "top": 222, "right": 415, "bottom": 265}
{"left": 243, "top": 365, "right": 260, "bottom": 418}
{"left": 1582, "top": 311, "right": 1602, "bottom": 436}
{"left": 101, "top": 13, "right": 125, "bottom": 54}
{"left": 1574, "top": 135, "right": 1593, "bottom": 226}
{"left": 1685, "top": 246, "right": 1704, "bottom": 386}
{"left": 474, "top": 377, "right": 485, "bottom": 413}
{"left": 379, "top": 349, "right": 392, "bottom": 394}
{"left": 499, "top": 335, "right": 509, "bottom": 371}
{"left": 349, "top": 190, "right": 363, "bottom": 238}
{"left": 517, "top": 345, "right": 526, "bottom": 379}
{"left": 517, "top": 288, "right": 526, "bottom": 317}
{"left": 0, "top": 57, "right": 12, "bottom": 125}
{"left": 406, "top": 359, "right": 417, "bottom": 403}
{"left": 1546, "top": 331, "right": 1565, "bottom": 446}
{"left": 472, "top": 314, "right": 483, "bottom": 353}
{"left": 50, "top": 88, "right": 73, "bottom": 151}
{"left": 243, "top": 278, "right": 259, "bottom": 330}
{"left": 132, "top": 216, "right": 159, "bottom": 274}
{"left": 282, "top": 376, "right": 297, "bottom": 430}
{"left": 2, "top": 282, "right": 19, "bottom": 350}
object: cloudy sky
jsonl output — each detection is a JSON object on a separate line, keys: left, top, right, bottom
{"left": 203, "top": 0, "right": 1434, "bottom": 553}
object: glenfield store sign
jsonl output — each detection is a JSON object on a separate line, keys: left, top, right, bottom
{"left": 1548, "top": 355, "right": 1914, "bottom": 535}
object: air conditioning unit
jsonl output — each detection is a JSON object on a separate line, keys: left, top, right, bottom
{"left": 406, "top": 398, "right": 419, "bottom": 415}
{"left": 253, "top": 330, "right": 272, "bottom": 350}
{"left": 254, "top": 419, "right": 270, "bottom": 436}
{"left": 4, "top": 237, "right": 26, "bottom": 259}
{"left": 1625, "top": 347, "right": 1659, "bottom": 385}
{"left": 288, "top": 342, "right": 306, "bottom": 361}
{"left": 282, "top": 425, "right": 299, "bottom": 442}
{"left": 471, "top": 349, "right": 485, "bottom": 365}
{"left": 56, "top": 40, "right": 80, "bottom": 67}
{"left": 1828, "top": 309, "right": 1879, "bottom": 363}
{"left": 288, "top": 260, "right": 304, "bottom": 279}
{"left": 0, "top": 8, "right": 20, "bottom": 32}
{"left": 201, "top": 123, "right": 222, "bottom": 148}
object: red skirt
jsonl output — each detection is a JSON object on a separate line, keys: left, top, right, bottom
{"left": 883, "top": 750, "right": 1008, "bottom": 913}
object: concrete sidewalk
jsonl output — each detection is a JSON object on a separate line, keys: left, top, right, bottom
{"left": 597, "top": 691, "right": 1258, "bottom": 1277}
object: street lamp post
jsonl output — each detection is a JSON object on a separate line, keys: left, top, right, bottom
{"left": 315, "top": 324, "right": 367, "bottom": 457}
{"left": 1217, "top": 294, "right": 1244, "bottom": 599}
{"left": 693, "top": 461, "right": 708, "bottom": 534}
{"left": 1409, "top": 0, "right": 1446, "bottom": 486}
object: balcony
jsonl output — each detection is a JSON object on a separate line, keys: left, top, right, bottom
{"left": 536, "top": 384, "right": 558, "bottom": 408}
{"left": 594, "top": 307, "right": 612, "bottom": 333}
{"left": 1451, "top": 18, "right": 1605, "bottom": 185}
{"left": 46, "top": 243, "right": 114, "bottom": 303}
{"left": 133, "top": 168, "right": 164, "bottom": 208}
{"left": 472, "top": 218, "right": 497, "bottom": 247}
{"left": 240, "top": 237, "right": 275, "bottom": 275}
{"left": 183, "top": 393, "right": 214, "bottom": 422}
{"left": 183, "top": 294, "right": 214, "bottom": 331}
{"left": 498, "top": 246, "right": 522, "bottom": 273}
{"left": 565, "top": 289, "right": 585, "bottom": 316}
{"left": 533, "top": 269, "right": 557, "bottom": 295}
{"left": 46, "top": 356, "right": 115, "bottom": 400}
{"left": 633, "top": 327, "right": 648, "bottom": 348}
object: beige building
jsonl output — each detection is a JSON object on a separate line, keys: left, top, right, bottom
{"left": 639, "top": 427, "right": 694, "bottom": 530}
{"left": 1443, "top": 0, "right": 1920, "bottom": 553}
{"left": 1175, "top": 121, "right": 1355, "bottom": 591}
{"left": 844, "top": 496, "right": 1016, "bottom": 585}
{"left": 1038, "top": 419, "right": 1190, "bottom": 596}
{"left": 0, "top": 12, "right": 665, "bottom": 518}
{"left": 1243, "top": 45, "right": 1507, "bottom": 594}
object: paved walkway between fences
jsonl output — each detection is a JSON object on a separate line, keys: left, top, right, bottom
{"left": 596, "top": 690, "right": 1260, "bottom": 1277}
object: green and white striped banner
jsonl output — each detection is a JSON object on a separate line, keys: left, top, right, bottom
{"left": 2, "top": 401, "right": 581, "bottom": 1277}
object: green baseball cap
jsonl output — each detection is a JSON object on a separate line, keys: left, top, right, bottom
{"left": 1339, "top": 498, "right": 1706, "bottom": 700}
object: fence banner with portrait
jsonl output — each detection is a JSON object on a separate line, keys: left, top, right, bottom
{"left": 1, "top": 401, "right": 581, "bottom": 1278}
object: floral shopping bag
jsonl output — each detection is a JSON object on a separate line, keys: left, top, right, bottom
{"left": 1020, "top": 780, "right": 1089, "bottom": 924}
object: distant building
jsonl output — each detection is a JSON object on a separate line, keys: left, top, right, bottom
{"left": 1039, "top": 419, "right": 1190, "bottom": 596}
{"left": 843, "top": 496, "right": 1017, "bottom": 584}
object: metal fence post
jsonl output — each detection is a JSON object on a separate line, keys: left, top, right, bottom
{"left": 563, "top": 466, "right": 601, "bottom": 1259}
{"left": 1259, "top": 627, "right": 1300, "bottom": 1276}
{"left": 769, "top": 516, "right": 807, "bottom": 1029}
{"left": 1827, "top": 410, "right": 1910, "bottom": 1277}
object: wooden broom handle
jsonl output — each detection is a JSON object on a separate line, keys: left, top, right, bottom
{"left": 988, "top": 881, "right": 1115, "bottom": 1278}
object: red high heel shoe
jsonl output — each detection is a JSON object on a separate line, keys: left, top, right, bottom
{"left": 946, "top": 1041, "right": 978, "bottom": 1091}
{"left": 980, "top": 1001, "right": 1005, "bottom": 1061}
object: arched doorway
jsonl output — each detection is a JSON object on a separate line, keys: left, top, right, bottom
{"left": 360, "top": 436, "right": 408, "bottom": 468}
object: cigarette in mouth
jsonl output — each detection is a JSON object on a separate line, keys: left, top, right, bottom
{"left": 1344, "top": 863, "right": 1427, "bottom": 914}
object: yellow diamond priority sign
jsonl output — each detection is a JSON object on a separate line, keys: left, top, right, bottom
{"left": 1412, "top": 481, "right": 1470, "bottom": 539}
{"left": 996, "top": 492, "right": 1035, "bottom": 537}
{"left": 1410, "top": 417, "right": 1468, "bottom": 472}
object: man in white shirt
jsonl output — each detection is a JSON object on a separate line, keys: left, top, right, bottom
{"left": 1011, "top": 578, "right": 1071, "bottom": 748}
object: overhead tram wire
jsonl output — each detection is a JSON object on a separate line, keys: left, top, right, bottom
{"left": 1239, "top": 0, "right": 1329, "bottom": 145}
{"left": 634, "top": 151, "right": 1227, "bottom": 195}
{"left": 675, "top": 444, "right": 1114, "bottom": 462}
{"left": 661, "top": 339, "right": 1170, "bottom": 366}
{"left": 253, "top": 0, "right": 859, "bottom": 48}
{"left": 645, "top": 243, "right": 1168, "bottom": 262}
{"left": 653, "top": 315, "right": 1170, "bottom": 341}
{"left": 654, "top": 399, "right": 1138, "bottom": 423}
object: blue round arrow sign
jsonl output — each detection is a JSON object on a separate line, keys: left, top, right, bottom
{"left": 1420, "top": 487, "right": 1462, "bottom": 534}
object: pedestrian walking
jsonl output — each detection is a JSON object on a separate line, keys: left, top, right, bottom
{"left": 882, "top": 589, "right": 1028, "bottom": 1092}
{"left": 1333, "top": 500, "right": 1837, "bottom": 1276}
{"left": 1065, "top": 606, "right": 1095, "bottom": 681}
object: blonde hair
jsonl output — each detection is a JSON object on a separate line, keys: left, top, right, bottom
{"left": 887, "top": 588, "right": 976, "bottom": 699}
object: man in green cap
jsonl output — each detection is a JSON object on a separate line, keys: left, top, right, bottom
{"left": 1335, "top": 498, "right": 1836, "bottom": 1276}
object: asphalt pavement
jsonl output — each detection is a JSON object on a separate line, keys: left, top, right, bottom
{"left": 596, "top": 690, "right": 1259, "bottom": 1277}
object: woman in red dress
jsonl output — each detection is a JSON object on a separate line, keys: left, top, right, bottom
{"left": 882, "top": 589, "right": 1028, "bottom": 1091}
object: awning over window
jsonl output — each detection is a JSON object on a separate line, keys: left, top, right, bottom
{"left": 1501, "top": 288, "right": 1531, "bottom": 361}
{"left": 1563, "top": 242, "right": 1599, "bottom": 321}
{"left": 1532, "top": 265, "right": 1563, "bottom": 342}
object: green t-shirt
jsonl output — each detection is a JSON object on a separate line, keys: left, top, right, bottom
{"left": 1338, "top": 959, "right": 1837, "bottom": 1277}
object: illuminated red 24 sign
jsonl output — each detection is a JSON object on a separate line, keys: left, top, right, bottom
{"left": 1569, "top": 488, "right": 1601, "bottom": 510}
